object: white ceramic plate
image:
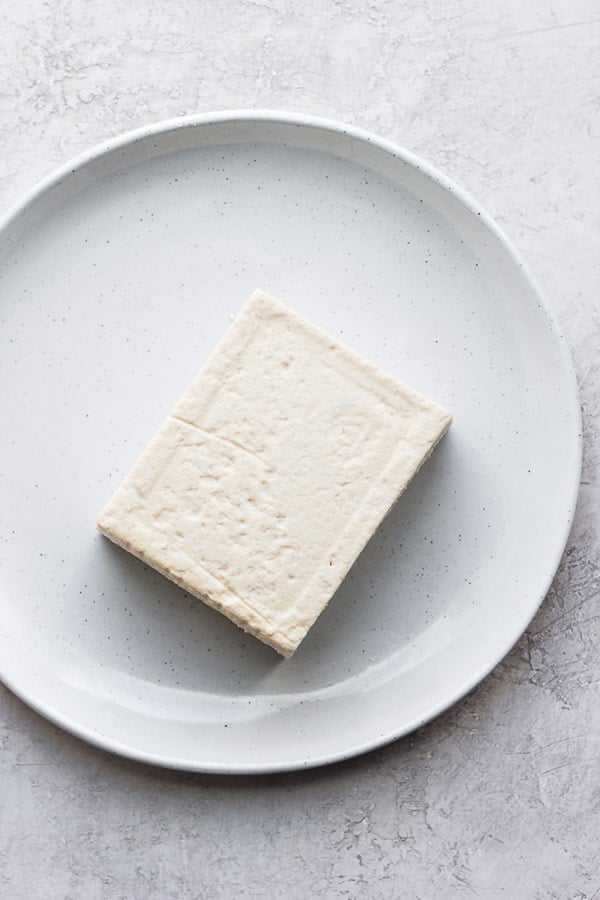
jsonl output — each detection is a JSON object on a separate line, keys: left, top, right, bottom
{"left": 0, "top": 112, "right": 581, "bottom": 773}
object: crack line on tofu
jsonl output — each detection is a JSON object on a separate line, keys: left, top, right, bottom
{"left": 170, "top": 414, "right": 273, "bottom": 470}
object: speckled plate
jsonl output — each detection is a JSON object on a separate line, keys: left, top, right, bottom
{"left": 0, "top": 112, "right": 581, "bottom": 773}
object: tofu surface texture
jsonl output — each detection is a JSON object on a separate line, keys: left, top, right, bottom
{"left": 97, "top": 290, "right": 452, "bottom": 657}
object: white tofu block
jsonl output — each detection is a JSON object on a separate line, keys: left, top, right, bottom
{"left": 97, "top": 290, "right": 452, "bottom": 656}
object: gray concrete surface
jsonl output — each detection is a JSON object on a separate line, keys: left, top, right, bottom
{"left": 1, "top": 1, "right": 599, "bottom": 897}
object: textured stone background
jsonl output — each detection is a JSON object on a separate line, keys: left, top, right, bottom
{"left": 1, "top": 1, "right": 599, "bottom": 898}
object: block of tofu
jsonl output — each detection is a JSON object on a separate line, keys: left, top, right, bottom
{"left": 97, "top": 290, "right": 452, "bottom": 657}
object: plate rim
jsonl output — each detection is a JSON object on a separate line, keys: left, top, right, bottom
{"left": 0, "top": 109, "right": 582, "bottom": 774}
